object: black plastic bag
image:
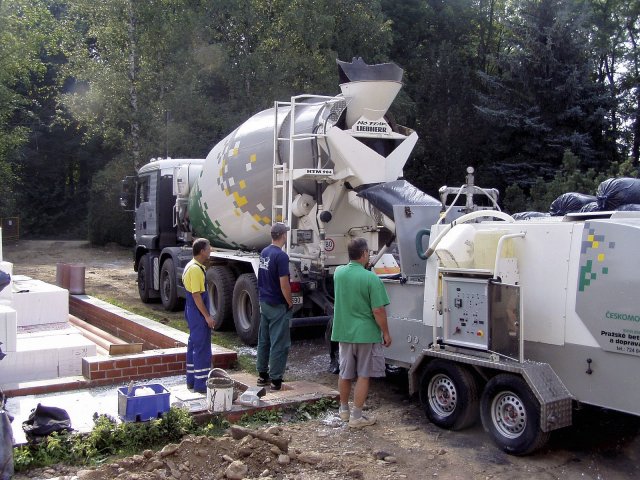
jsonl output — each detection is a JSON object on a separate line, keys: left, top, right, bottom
{"left": 512, "top": 211, "right": 549, "bottom": 220}
{"left": 580, "top": 201, "right": 600, "bottom": 213}
{"left": 596, "top": 177, "right": 640, "bottom": 210}
{"left": 356, "top": 180, "right": 440, "bottom": 220}
{"left": 0, "top": 272, "right": 9, "bottom": 294}
{"left": 549, "top": 192, "right": 597, "bottom": 216}
{"left": 0, "top": 390, "right": 13, "bottom": 480}
{"left": 22, "top": 404, "right": 72, "bottom": 443}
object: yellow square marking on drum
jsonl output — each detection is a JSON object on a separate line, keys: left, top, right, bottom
{"left": 234, "top": 208, "right": 241, "bottom": 217}
{"left": 262, "top": 216, "right": 271, "bottom": 224}
{"left": 587, "top": 235, "right": 594, "bottom": 242}
{"left": 232, "top": 147, "right": 239, "bottom": 156}
{"left": 250, "top": 154, "right": 257, "bottom": 163}
{"left": 233, "top": 192, "right": 248, "bottom": 207}
{"left": 224, "top": 188, "right": 229, "bottom": 196}
{"left": 253, "top": 213, "right": 261, "bottom": 222}
{"left": 598, "top": 253, "right": 605, "bottom": 262}
{"left": 239, "top": 180, "right": 246, "bottom": 189}
{"left": 593, "top": 241, "right": 599, "bottom": 249}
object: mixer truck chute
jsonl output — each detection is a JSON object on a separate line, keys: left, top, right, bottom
{"left": 125, "top": 58, "right": 445, "bottom": 345}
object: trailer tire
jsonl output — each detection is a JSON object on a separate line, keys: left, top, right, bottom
{"left": 480, "top": 374, "right": 550, "bottom": 455}
{"left": 137, "top": 254, "right": 156, "bottom": 303}
{"left": 232, "top": 273, "right": 260, "bottom": 346}
{"left": 207, "top": 266, "right": 235, "bottom": 330}
{"left": 419, "top": 360, "right": 479, "bottom": 430}
{"left": 160, "top": 258, "right": 181, "bottom": 311}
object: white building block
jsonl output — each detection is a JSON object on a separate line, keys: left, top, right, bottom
{"left": 0, "top": 305, "right": 17, "bottom": 352}
{"left": 11, "top": 279, "right": 69, "bottom": 326}
{"left": 0, "top": 261, "right": 13, "bottom": 306}
{"left": 0, "top": 330, "right": 96, "bottom": 384}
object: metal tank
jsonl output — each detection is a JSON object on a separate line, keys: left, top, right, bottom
{"left": 185, "top": 58, "right": 431, "bottom": 263}
{"left": 187, "top": 101, "right": 328, "bottom": 250}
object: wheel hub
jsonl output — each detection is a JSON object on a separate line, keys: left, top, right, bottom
{"left": 429, "top": 374, "right": 457, "bottom": 416}
{"left": 492, "top": 391, "right": 526, "bottom": 438}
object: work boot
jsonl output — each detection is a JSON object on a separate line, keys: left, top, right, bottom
{"left": 270, "top": 379, "right": 282, "bottom": 391}
{"left": 257, "top": 373, "right": 270, "bottom": 387}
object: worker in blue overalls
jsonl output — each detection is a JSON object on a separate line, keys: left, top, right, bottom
{"left": 182, "top": 238, "right": 214, "bottom": 394}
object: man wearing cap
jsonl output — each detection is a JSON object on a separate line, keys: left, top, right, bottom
{"left": 256, "top": 222, "right": 293, "bottom": 391}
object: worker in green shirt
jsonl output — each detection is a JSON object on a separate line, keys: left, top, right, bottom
{"left": 331, "top": 237, "right": 392, "bottom": 429}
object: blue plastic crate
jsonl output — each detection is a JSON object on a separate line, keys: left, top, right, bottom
{"left": 117, "top": 384, "right": 170, "bottom": 422}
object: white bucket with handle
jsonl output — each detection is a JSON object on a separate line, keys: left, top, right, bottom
{"left": 206, "top": 369, "right": 234, "bottom": 412}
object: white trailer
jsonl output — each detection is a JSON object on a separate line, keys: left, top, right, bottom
{"left": 384, "top": 207, "right": 640, "bottom": 454}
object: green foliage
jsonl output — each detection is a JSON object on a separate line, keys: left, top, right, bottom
{"left": 503, "top": 149, "right": 638, "bottom": 213}
{"left": 293, "top": 398, "right": 339, "bottom": 421}
{"left": 14, "top": 407, "right": 198, "bottom": 471}
{"left": 87, "top": 157, "right": 135, "bottom": 245}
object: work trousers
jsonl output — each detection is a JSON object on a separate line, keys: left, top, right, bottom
{"left": 256, "top": 302, "right": 292, "bottom": 381}
{"left": 185, "top": 292, "right": 211, "bottom": 391}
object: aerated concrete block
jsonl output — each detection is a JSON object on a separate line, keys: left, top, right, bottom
{"left": 0, "top": 305, "right": 17, "bottom": 352}
{"left": 11, "top": 279, "right": 69, "bottom": 326}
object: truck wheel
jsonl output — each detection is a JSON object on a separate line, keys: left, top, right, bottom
{"left": 207, "top": 266, "right": 235, "bottom": 330}
{"left": 137, "top": 254, "right": 156, "bottom": 303}
{"left": 419, "top": 360, "right": 479, "bottom": 430}
{"left": 232, "top": 273, "right": 260, "bottom": 346}
{"left": 160, "top": 258, "right": 181, "bottom": 311}
{"left": 480, "top": 374, "right": 550, "bottom": 455}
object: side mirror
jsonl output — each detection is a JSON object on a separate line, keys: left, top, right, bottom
{"left": 120, "top": 176, "right": 136, "bottom": 211}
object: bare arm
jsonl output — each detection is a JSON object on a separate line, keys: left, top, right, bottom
{"left": 373, "top": 306, "right": 392, "bottom": 347}
{"left": 194, "top": 291, "right": 214, "bottom": 328}
{"left": 280, "top": 276, "right": 293, "bottom": 308}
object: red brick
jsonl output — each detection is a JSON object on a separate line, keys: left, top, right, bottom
{"left": 99, "top": 361, "right": 115, "bottom": 371}
{"left": 115, "top": 359, "right": 131, "bottom": 368}
{"left": 90, "top": 363, "right": 100, "bottom": 372}
{"left": 152, "top": 364, "right": 169, "bottom": 373}
{"left": 106, "top": 370, "right": 122, "bottom": 379}
{"left": 91, "top": 371, "right": 106, "bottom": 380}
{"left": 167, "top": 362, "right": 184, "bottom": 372}
{"left": 122, "top": 367, "right": 137, "bottom": 377}
{"left": 131, "top": 357, "right": 146, "bottom": 367}
{"left": 146, "top": 356, "right": 162, "bottom": 365}
{"left": 137, "top": 365, "right": 153, "bottom": 375}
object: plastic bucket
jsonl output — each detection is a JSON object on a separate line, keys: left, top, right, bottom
{"left": 206, "top": 371, "right": 234, "bottom": 412}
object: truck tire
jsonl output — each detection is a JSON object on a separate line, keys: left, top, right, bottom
{"left": 232, "top": 273, "right": 260, "bottom": 346}
{"left": 160, "top": 258, "right": 181, "bottom": 311}
{"left": 207, "top": 266, "right": 235, "bottom": 330}
{"left": 480, "top": 374, "right": 550, "bottom": 455}
{"left": 137, "top": 254, "right": 155, "bottom": 303}
{"left": 419, "top": 360, "right": 479, "bottom": 430}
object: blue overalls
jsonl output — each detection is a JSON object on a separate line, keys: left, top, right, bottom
{"left": 184, "top": 266, "right": 211, "bottom": 392}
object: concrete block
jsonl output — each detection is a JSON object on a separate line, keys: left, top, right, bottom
{"left": 0, "top": 305, "right": 17, "bottom": 352}
{"left": 11, "top": 279, "right": 69, "bottom": 326}
{"left": 0, "top": 331, "right": 95, "bottom": 384}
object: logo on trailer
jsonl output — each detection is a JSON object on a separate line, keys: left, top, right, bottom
{"left": 323, "top": 239, "right": 335, "bottom": 252}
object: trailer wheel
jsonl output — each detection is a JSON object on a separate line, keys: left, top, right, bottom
{"left": 232, "top": 273, "right": 260, "bottom": 345}
{"left": 137, "top": 254, "right": 155, "bottom": 303}
{"left": 160, "top": 258, "right": 181, "bottom": 311}
{"left": 207, "top": 266, "right": 235, "bottom": 330}
{"left": 419, "top": 360, "right": 479, "bottom": 430}
{"left": 480, "top": 374, "right": 550, "bottom": 455}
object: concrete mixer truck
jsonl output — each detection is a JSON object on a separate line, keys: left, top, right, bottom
{"left": 121, "top": 58, "right": 451, "bottom": 345}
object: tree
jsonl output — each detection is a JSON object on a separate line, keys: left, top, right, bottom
{"left": 476, "top": 0, "right": 616, "bottom": 192}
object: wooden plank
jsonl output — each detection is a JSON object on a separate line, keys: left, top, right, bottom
{"left": 108, "top": 343, "right": 144, "bottom": 355}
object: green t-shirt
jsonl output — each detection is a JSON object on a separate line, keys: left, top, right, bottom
{"left": 331, "top": 261, "right": 390, "bottom": 343}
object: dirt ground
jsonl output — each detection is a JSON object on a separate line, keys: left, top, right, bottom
{"left": 4, "top": 240, "right": 640, "bottom": 480}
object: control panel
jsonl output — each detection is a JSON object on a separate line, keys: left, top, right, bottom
{"left": 443, "top": 277, "right": 490, "bottom": 349}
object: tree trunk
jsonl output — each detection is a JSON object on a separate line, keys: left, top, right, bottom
{"left": 127, "top": 0, "right": 141, "bottom": 171}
